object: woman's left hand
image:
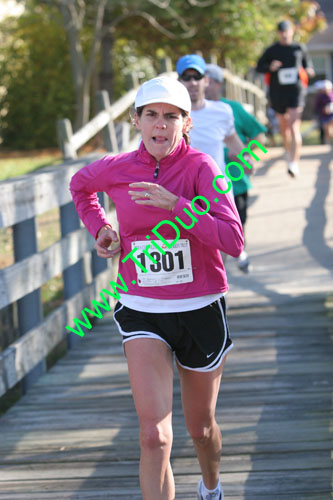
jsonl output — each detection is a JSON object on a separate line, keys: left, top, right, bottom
{"left": 128, "top": 182, "right": 179, "bottom": 211}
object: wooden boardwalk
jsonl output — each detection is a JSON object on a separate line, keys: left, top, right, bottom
{"left": 0, "top": 145, "right": 332, "bottom": 499}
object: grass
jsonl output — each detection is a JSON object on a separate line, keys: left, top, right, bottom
{"left": 37, "top": 207, "right": 61, "bottom": 251}
{"left": 41, "top": 275, "right": 64, "bottom": 317}
{"left": 0, "top": 150, "right": 62, "bottom": 181}
{"left": 0, "top": 227, "right": 13, "bottom": 268}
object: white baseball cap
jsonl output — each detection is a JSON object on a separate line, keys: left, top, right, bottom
{"left": 314, "top": 79, "right": 333, "bottom": 90}
{"left": 135, "top": 76, "right": 191, "bottom": 113}
{"left": 206, "top": 64, "right": 224, "bottom": 83}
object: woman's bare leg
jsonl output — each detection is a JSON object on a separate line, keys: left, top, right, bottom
{"left": 125, "top": 338, "right": 175, "bottom": 500}
{"left": 177, "top": 358, "right": 226, "bottom": 490}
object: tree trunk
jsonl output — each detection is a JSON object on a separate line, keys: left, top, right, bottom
{"left": 99, "top": 15, "right": 114, "bottom": 102}
{"left": 74, "top": 79, "right": 91, "bottom": 131}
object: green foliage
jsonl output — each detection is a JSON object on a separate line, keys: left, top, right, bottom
{"left": 0, "top": 0, "right": 326, "bottom": 150}
{"left": 114, "top": 0, "right": 324, "bottom": 73}
{"left": 0, "top": 7, "right": 75, "bottom": 149}
{"left": 112, "top": 38, "right": 157, "bottom": 99}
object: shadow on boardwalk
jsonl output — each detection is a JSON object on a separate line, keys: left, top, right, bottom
{"left": 227, "top": 145, "right": 333, "bottom": 499}
{"left": 0, "top": 145, "right": 332, "bottom": 499}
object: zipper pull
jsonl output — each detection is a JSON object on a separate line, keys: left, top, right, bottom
{"left": 153, "top": 161, "right": 160, "bottom": 179}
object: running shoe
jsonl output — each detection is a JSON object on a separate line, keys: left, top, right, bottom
{"left": 238, "top": 251, "right": 252, "bottom": 274}
{"left": 196, "top": 479, "right": 224, "bottom": 500}
{"left": 287, "top": 161, "right": 300, "bottom": 178}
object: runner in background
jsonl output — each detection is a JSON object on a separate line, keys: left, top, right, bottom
{"left": 314, "top": 79, "right": 333, "bottom": 145}
{"left": 176, "top": 54, "right": 254, "bottom": 176}
{"left": 205, "top": 63, "right": 267, "bottom": 273}
{"left": 256, "top": 20, "right": 315, "bottom": 177}
{"left": 70, "top": 76, "right": 244, "bottom": 500}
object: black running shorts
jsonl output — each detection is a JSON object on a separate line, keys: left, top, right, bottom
{"left": 113, "top": 297, "right": 233, "bottom": 372}
{"left": 270, "top": 86, "right": 306, "bottom": 114}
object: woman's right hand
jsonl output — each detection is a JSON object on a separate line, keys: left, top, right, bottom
{"left": 94, "top": 225, "right": 121, "bottom": 259}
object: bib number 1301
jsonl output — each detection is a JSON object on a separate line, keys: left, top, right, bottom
{"left": 137, "top": 249, "right": 184, "bottom": 273}
{"left": 131, "top": 239, "right": 193, "bottom": 287}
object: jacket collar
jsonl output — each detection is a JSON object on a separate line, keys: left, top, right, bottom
{"left": 137, "top": 137, "right": 187, "bottom": 166}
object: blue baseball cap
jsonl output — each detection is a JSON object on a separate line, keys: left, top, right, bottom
{"left": 176, "top": 54, "right": 206, "bottom": 77}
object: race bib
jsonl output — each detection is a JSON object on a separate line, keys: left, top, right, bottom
{"left": 131, "top": 239, "right": 193, "bottom": 287}
{"left": 278, "top": 67, "right": 298, "bottom": 85}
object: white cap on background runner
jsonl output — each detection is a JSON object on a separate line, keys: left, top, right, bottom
{"left": 314, "top": 79, "right": 333, "bottom": 91}
{"left": 205, "top": 64, "right": 224, "bottom": 83}
{"left": 135, "top": 77, "right": 191, "bottom": 113}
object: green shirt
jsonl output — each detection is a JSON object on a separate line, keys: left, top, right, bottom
{"left": 222, "top": 98, "right": 267, "bottom": 196}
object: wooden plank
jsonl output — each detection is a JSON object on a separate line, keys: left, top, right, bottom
{"left": 71, "top": 111, "right": 111, "bottom": 151}
{"left": 0, "top": 203, "right": 118, "bottom": 309}
{"left": 0, "top": 227, "right": 94, "bottom": 308}
{"left": 0, "top": 146, "right": 332, "bottom": 500}
{"left": 0, "top": 266, "right": 118, "bottom": 396}
{"left": 0, "top": 304, "right": 331, "bottom": 498}
{"left": 0, "top": 154, "right": 102, "bottom": 228}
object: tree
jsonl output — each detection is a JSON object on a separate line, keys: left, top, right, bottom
{"left": 113, "top": 0, "right": 326, "bottom": 70}
{"left": 25, "top": 0, "right": 328, "bottom": 130}
{"left": 38, "top": 0, "right": 202, "bottom": 130}
{"left": 0, "top": 7, "right": 75, "bottom": 149}
{"left": 1, "top": 0, "right": 326, "bottom": 149}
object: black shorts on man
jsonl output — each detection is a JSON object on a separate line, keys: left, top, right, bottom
{"left": 113, "top": 297, "right": 233, "bottom": 372}
{"left": 270, "top": 86, "right": 306, "bottom": 114}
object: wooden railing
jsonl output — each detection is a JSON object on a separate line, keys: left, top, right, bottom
{"left": 57, "top": 89, "right": 140, "bottom": 160}
{"left": 222, "top": 67, "right": 267, "bottom": 123}
{"left": 0, "top": 154, "right": 122, "bottom": 397}
{"left": 0, "top": 60, "right": 267, "bottom": 399}
{"left": 57, "top": 64, "right": 175, "bottom": 160}
{"left": 0, "top": 67, "right": 149, "bottom": 397}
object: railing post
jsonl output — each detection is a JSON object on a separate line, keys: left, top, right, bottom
{"left": 207, "top": 54, "right": 218, "bottom": 64}
{"left": 96, "top": 90, "right": 119, "bottom": 153}
{"left": 159, "top": 57, "right": 173, "bottom": 74}
{"left": 125, "top": 72, "right": 139, "bottom": 90}
{"left": 13, "top": 217, "right": 45, "bottom": 394}
{"left": 60, "top": 203, "right": 86, "bottom": 348}
{"left": 57, "top": 119, "right": 77, "bottom": 160}
{"left": 116, "top": 122, "right": 131, "bottom": 151}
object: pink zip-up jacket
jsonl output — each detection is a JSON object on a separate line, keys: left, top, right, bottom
{"left": 69, "top": 138, "right": 244, "bottom": 299}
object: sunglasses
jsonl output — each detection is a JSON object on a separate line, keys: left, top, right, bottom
{"left": 180, "top": 73, "right": 205, "bottom": 82}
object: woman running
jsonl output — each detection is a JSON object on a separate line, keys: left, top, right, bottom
{"left": 70, "top": 76, "right": 244, "bottom": 500}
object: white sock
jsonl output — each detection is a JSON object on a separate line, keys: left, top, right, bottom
{"left": 201, "top": 479, "right": 222, "bottom": 498}
{"left": 238, "top": 250, "right": 248, "bottom": 262}
{"left": 288, "top": 161, "right": 300, "bottom": 175}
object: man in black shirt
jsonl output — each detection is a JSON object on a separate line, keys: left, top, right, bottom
{"left": 257, "top": 20, "right": 314, "bottom": 177}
